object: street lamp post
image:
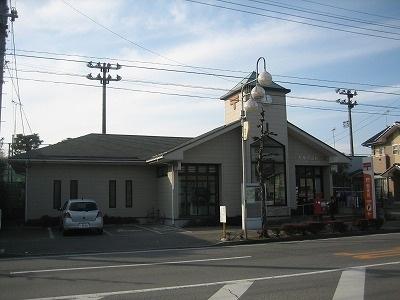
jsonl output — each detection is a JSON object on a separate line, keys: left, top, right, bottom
{"left": 240, "top": 57, "right": 273, "bottom": 239}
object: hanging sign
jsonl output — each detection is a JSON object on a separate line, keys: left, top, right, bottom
{"left": 220, "top": 206, "right": 226, "bottom": 223}
{"left": 362, "top": 157, "right": 376, "bottom": 220}
{"left": 243, "top": 121, "right": 249, "bottom": 141}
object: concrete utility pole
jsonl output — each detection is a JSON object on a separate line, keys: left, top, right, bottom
{"left": 87, "top": 62, "right": 121, "bottom": 134}
{"left": 336, "top": 89, "right": 358, "bottom": 156}
{"left": 331, "top": 127, "right": 336, "bottom": 148}
{"left": 0, "top": 1, "right": 17, "bottom": 136}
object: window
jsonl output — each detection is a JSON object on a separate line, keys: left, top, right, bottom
{"left": 393, "top": 144, "right": 399, "bottom": 155}
{"left": 179, "top": 164, "right": 219, "bottom": 217}
{"left": 250, "top": 136, "right": 287, "bottom": 206}
{"left": 109, "top": 180, "right": 116, "bottom": 208}
{"left": 53, "top": 180, "right": 61, "bottom": 209}
{"left": 126, "top": 180, "right": 133, "bottom": 208}
{"left": 296, "top": 166, "right": 324, "bottom": 215}
{"left": 69, "top": 202, "right": 98, "bottom": 211}
{"left": 374, "top": 146, "right": 384, "bottom": 156}
{"left": 70, "top": 180, "right": 78, "bottom": 199}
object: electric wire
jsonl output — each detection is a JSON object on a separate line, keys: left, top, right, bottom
{"left": 60, "top": 0, "right": 236, "bottom": 84}
{"left": 296, "top": 0, "right": 400, "bottom": 21}
{"left": 5, "top": 75, "right": 400, "bottom": 117}
{"left": 213, "top": 0, "right": 400, "bottom": 37}
{"left": 247, "top": 0, "right": 400, "bottom": 30}
{"left": 183, "top": 0, "right": 400, "bottom": 41}
{"left": 8, "top": 49, "right": 400, "bottom": 90}
{"left": 8, "top": 52, "right": 400, "bottom": 97}
{"left": 7, "top": 67, "right": 400, "bottom": 111}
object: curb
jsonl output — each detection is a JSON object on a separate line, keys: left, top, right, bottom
{"left": 215, "top": 228, "right": 400, "bottom": 247}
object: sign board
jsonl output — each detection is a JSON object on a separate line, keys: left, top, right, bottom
{"left": 219, "top": 206, "right": 226, "bottom": 223}
{"left": 362, "top": 157, "right": 376, "bottom": 220}
{"left": 243, "top": 121, "right": 249, "bottom": 141}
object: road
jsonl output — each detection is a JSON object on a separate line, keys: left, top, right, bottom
{"left": 0, "top": 232, "right": 399, "bottom": 299}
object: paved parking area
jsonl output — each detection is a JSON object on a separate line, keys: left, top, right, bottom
{"left": 0, "top": 224, "right": 226, "bottom": 258}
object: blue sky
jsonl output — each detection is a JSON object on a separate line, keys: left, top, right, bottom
{"left": 2, "top": 0, "right": 400, "bottom": 155}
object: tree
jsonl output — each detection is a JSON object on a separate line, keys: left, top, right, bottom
{"left": 11, "top": 133, "right": 43, "bottom": 155}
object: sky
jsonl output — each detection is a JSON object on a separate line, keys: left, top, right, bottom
{"left": 1, "top": 0, "right": 400, "bottom": 155}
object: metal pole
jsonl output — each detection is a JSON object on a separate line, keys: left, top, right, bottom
{"left": 102, "top": 64, "right": 107, "bottom": 134}
{"left": 0, "top": 0, "right": 9, "bottom": 136}
{"left": 348, "top": 98, "right": 354, "bottom": 156}
{"left": 240, "top": 88, "right": 247, "bottom": 239}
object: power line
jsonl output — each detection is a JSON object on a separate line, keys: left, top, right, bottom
{"left": 183, "top": 0, "right": 400, "bottom": 41}
{"left": 247, "top": 0, "right": 400, "bottom": 30}
{"left": 296, "top": 0, "right": 400, "bottom": 21}
{"left": 8, "top": 49, "right": 400, "bottom": 90}
{"left": 213, "top": 0, "right": 400, "bottom": 37}
{"left": 60, "top": 0, "right": 236, "bottom": 84}
{"left": 7, "top": 67, "right": 400, "bottom": 111}
{"left": 7, "top": 66, "right": 400, "bottom": 111}
{"left": 5, "top": 75, "right": 400, "bottom": 117}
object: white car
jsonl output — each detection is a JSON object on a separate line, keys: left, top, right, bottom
{"left": 60, "top": 199, "right": 103, "bottom": 235}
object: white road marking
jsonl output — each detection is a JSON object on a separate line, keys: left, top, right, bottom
{"left": 23, "top": 260, "right": 400, "bottom": 300}
{"left": 10, "top": 255, "right": 251, "bottom": 275}
{"left": 133, "top": 224, "right": 163, "bottom": 234}
{"left": 208, "top": 281, "right": 253, "bottom": 300}
{"left": 116, "top": 228, "right": 142, "bottom": 233}
{"left": 47, "top": 228, "right": 54, "bottom": 239}
{"left": 333, "top": 268, "right": 365, "bottom": 300}
{"left": 3, "top": 231, "right": 400, "bottom": 262}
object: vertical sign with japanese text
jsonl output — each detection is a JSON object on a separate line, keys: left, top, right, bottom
{"left": 362, "top": 157, "right": 376, "bottom": 220}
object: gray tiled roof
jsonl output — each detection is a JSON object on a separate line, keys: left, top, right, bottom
{"left": 220, "top": 71, "right": 291, "bottom": 100}
{"left": 362, "top": 122, "right": 400, "bottom": 147}
{"left": 11, "top": 133, "right": 192, "bottom": 161}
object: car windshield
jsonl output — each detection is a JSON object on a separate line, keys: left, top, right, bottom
{"left": 69, "top": 202, "right": 98, "bottom": 211}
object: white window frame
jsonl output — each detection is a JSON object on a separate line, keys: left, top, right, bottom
{"left": 393, "top": 144, "right": 399, "bottom": 155}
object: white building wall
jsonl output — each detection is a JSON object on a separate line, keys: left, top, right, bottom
{"left": 156, "top": 171, "right": 172, "bottom": 221}
{"left": 26, "top": 163, "right": 157, "bottom": 221}
{"left": 182, "top": 128, "right": 242, "bottom": 218}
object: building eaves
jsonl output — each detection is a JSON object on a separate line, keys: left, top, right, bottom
{"left": 147, "top": 120, "right": 241, "bottom": 162}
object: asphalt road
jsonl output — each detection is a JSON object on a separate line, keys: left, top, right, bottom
{"left": 0, "top": 232, "right": 399, "bottom": 300}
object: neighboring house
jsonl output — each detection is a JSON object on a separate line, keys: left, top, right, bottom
{"left": 10, "top": 72, "right": 349, "bottom": 226}
{"left": 362, "top": 122, "right": 400, "bottom": 206}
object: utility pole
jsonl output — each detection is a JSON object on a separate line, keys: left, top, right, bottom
{"left": 336, "top": 89, "right": 357, "bottom": 156}
{"left": 0, "top": 1, "right": 17, "bottom": 136}
{"left": 87, "top": 62, "right": 121, "bottom": 134}
{"left": 331, "top": 127, "right": 336, "bottom": 148}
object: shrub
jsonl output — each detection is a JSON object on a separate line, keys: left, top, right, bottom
{"left": 307, "top": 222, "right": 326, "bottom": 234}
{"left": 369, "top": 218, "right": 384, "bottom": 230}
{"left": 282, "top": 223, "right": 308, "bottom": 235}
